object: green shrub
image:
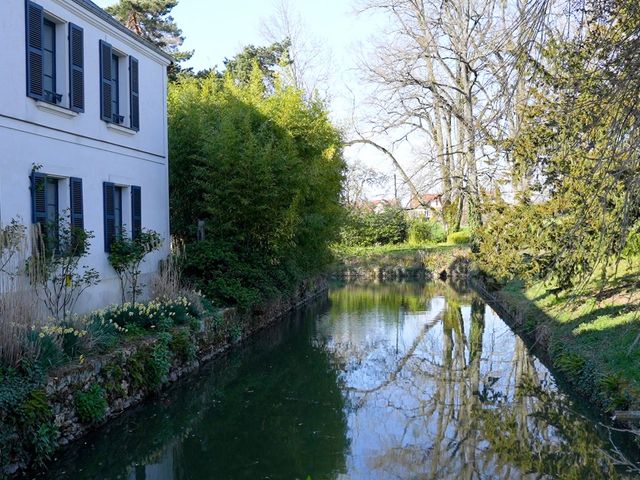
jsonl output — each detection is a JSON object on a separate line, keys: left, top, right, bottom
{"left": 32, "top": 422, "right": 58, "bottom": 464}
{"left": 555, "top": 352, "right": 586, "bottom": 376}
{"left": 21, "top": 389, "right": 51, "bottom": 427}
{"left": 183, "top": 240, "right": 297, "bottom": 309}
{"left": 187, "top": 315, "right": 202, "bottom": 332}
{"left": 108, "top": 229, "right": 162, "bottom": 306}
{"left": 150, "top": 334, "right": 173, "bottom": 389}
{"left": 600, "top": 374, "right": 632, "bottom": 410}
{"left": 0, "top": 363, "right": 57, "bottom": 468}
{"left": 129, "top": 334, "right": 173, "bottom": 392}
{"left": 170, "top": 330, "right": 197, "bottom": 364}
{"left": 123, "top": 323, "right": 146, "bottom": 338}
{"left": 169, "top": 73, "right": 344, "bottom": 310}
{"left": 622, "top": 223, "right": 640, "bottom": 258}
{"left": 20, "top": 388, "right": 58, "bottom": 465}
{"left": 229, "top": 321, "right": 243, "bottom": 342}
{"left": 84, "top": 315, "right": 125, "bottom": 352}
{"left": 32, "top": 331, "right": 65, "bottom": 368}
{"left": 26, "top": 213, "right": 100, "bottom": 323}
{"left": 408, "top": 218, "right": 446, "bottom": 244}
{"left": 74, "top": 383, "right": 107, "bottom": 424}
{"left": 102, "top": 362, "right": 126, "bottom": 397}
{"left": 447, "top": 229, "right": 472, "bottom": 245}
{"left": 340, "top": 207, "right": 409, "bottom": 247}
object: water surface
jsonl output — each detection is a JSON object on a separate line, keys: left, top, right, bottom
{"left": 45, "top": 281, "right": 638, "bottom": 479}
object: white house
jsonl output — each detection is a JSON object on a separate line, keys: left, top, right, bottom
{"left": 0, "top": 0, "right": 172, "bottom": 311}
{"left": 407, "top": 193, "right": 443, "bottom": 219}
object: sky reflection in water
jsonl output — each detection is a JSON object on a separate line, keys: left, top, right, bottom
{"left": 45, "top": 281, "right": 636, "bottom": 480}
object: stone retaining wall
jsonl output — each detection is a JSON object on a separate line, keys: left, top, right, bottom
{"left": 43, "top": 276, "right": 328, "bottom": 449}
{"left": 332, "top": 248, "right": 471, "bottom": 281}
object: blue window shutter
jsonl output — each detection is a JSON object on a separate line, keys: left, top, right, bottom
{"left": 30, "top": 171, "right": 47, "bottom": 225}
{"left": 69, "top": 177, "right": 84, "bottom": 230}
{"left": 129, "top": 56, "right": 140, "bottom": 131}
{"left": 68, "top": 23, "right": 84, "bottom": 112}
{"left": 99, "top": 40, "right": 113, "bottom": 122}
{"left": 103, "top": 182, "right": 115, "bottom": 252}
{"left": 131, "top": 186, "right": 141, "bottom": 240}
{"left": 70, "top": 177, "right": 84, "bottom": 253}
{"left": 25, "top": 1, "right": 44, "bottom": 100}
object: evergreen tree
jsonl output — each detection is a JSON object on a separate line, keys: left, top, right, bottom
{"left": 223, "top": 40, "right": 291, "bottom": 90}
{"left": 476, "top": 0, "right": 640, "bottom": 289}
{"left": 105, "top": 0, "right": 192, "bottom": 64}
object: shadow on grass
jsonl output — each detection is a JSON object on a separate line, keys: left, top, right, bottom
{"left": 490, "top": 280, "right": 640, "bottom": 411}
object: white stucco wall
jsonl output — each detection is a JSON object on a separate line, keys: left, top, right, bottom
{"left": 0, "top": 0, "right": 171, "bottom": 312}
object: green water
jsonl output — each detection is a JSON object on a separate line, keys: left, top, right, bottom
{"left": 43, "top": 281, "right": 639, "bottom": 479}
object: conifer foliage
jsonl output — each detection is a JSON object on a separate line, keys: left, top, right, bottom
{"left": 105, "top": 0, "right": 192, "bottom": 63}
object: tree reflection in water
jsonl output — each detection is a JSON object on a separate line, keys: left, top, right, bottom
{"left": 319, "top": 281, "right": 634, "bottom": 479}
{"left": 44, "top": 281, "right": 638, "bottom": 480}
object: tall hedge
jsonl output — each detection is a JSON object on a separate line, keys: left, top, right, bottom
{"left": 168, "top": 69, "right": 345, "bottom": 308}
{"left": 339, "top": 207, "right": 409, "bottom": 247}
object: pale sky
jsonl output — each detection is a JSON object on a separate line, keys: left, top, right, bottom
{"left": 93, "top": 0, "right": 406, "bottom": 201}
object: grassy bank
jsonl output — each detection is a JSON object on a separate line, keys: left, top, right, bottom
{"left": 488, "top": 261, "right": 640, "bottom": 413}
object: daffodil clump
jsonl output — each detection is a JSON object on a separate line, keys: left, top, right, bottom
{"left": 36, "top": 324, "right": 87, "bottom": 339}
{"left": 97, "top": 296, "right": 200, "bottom": 332}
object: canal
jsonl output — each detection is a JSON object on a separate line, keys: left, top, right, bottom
{"left": 44, "top": 281, "right": 638, "bottom": 479}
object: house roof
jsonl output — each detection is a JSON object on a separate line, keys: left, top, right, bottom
{"left": 354, "top": 198, "right": 399, "bottom": 211}
{"left": 409, "top": 193, "right": 442, "bottom": 209}
{"left": 70, "top": 0, "right": 174, "bottom": 63}
{"left": 371, "top": 198, "right": 400, "bottom": 207}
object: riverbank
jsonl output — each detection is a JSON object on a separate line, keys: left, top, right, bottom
{"left": 331, "top": 243, "right": 471, "bottom": 280}
{"left": 3, "top": 277, "right": 327, "bottom": 478}
{"left": 472, "top": 272, "right": 640, "bottom": 415}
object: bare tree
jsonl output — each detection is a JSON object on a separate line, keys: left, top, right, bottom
{"left": 342, "top": 159, "right": 390, "bottom": 207}
{"left": 353, "top": 0, "right": 553, "bottom": 229}
{"left": 261, "top": 0, "right": 333, "bottom": 98}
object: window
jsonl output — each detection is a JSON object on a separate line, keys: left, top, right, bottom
{"left": 69, "top": 177, "right": 85, "bottom": 252}
{"left": 69, "top": 24, "right": 85, "bottom": 112}
{"left": 99, "top": 40, "right": 139, "bottom": 129}
{"left": 104, "top": 183, "right": 142, "bottom": 252}
{"left": 26, "top": 2, "right": 85, "bottom": 110}
{"left": 45, "top": 178, "right": 59, "bottom": 250}
{"left": 30, "top": 173, "right": 60, "bottom": 252}
{"left": 31, "top": 174, "right": 85, "bottom": 253}
{"left": 42, "top": 19, "right": 57, "bottom": 103}
{"left": 45, "top": 178, "right": 58, "bottom": 224}
{"left": 129, "top": 57, "right": 140, "bottom": 130}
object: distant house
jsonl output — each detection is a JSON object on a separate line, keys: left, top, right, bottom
{"left": 0, "top": 0, "right": 173, "bottom": 311}
{"left": 355, "top": 198, "right": 400, "bottom": 213}
{"left": 407, "top": 193, "right": 442, "bottom": 219}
